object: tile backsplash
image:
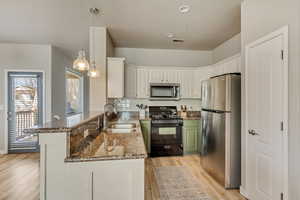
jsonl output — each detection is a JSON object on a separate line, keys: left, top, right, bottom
{"left": 109, "top": 98, "right": 201, "bottom": 111}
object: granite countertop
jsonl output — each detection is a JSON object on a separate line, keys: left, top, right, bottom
{"left": 178, "top": 111, "right": 201, "bottom": 120}
{"left": 24, "top": 112, "right": 103, "bottom": 134}
{"left": 65, "top": 113, "right": 147, "bottom": 162}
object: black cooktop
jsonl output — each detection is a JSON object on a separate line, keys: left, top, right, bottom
{"left": 149, "top": 106, "right": 178, "bottom": 118}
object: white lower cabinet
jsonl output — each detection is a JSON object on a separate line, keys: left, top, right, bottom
{"left": 39, "top": 133, "right": 145, "bottom": 200}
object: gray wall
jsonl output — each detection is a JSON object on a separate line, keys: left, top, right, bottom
{"left": 0, "top": 43, "right": 52, "bottom": 153}
{"left": 241, "top": 0, "right": 300, "bottom": 199}
{"left": 115, "top": 48, "right": 212, "bottom": 67}
{"left": 51, "top": 47, "right": 72, "bottom": 119}
{"left": 51, "top": 47, "right": 89, "bottom": 117}
{"left": 213, "top": 33, "right": 241, "bottom": 63}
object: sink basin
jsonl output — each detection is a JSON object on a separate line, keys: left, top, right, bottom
{"left": 109, "top": 123, "right": 136, "bottom": 129}
{"left": 107, "top": 128, "right": 136, "bottom": 134}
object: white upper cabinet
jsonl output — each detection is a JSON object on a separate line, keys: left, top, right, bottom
{"left": 136, "top": 68, "right": 149, "bottom": 98}
{"left": 178, "top": 70, "right": 194, "bottom": 99}
{"left": 125, "top": 64, "right": 137, "bottom": 98}
{"left": 107, "top": 57, "right": 125, "bottom": 98}
{"left": 132, "top": 55, "right": 240, "bottom": 100}
{"left": 149, "top": 69, "right": 165, "bottom": 83}
{"left": 213, "top": 54, "right": 241, "bottom": 76}
{"left": 149, "top": 69, "right": 179, "bottom": 83}
{"left": 192, "top": 66, "right": 213, "bottom": 99}
{"left": 165, "top": 70, "right": 180, "bottom": 83}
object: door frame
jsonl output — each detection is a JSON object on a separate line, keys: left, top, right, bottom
{"left": 4, "top": 69, "right": 46, "bottom": 154}
{"left": 245, "top": 26, "right": 289, "bottom": 199}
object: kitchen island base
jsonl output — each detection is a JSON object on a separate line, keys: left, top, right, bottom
{"left": 39, "top": 132, "right": 145, "bottom": 200}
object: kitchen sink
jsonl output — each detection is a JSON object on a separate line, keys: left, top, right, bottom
{"left": 106, "top": 128, "right": 136, "bottom": 134}
{"left": 108, "top": 123, "right": 136, "bottom": 129}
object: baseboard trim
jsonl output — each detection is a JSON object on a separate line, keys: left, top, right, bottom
{"left": 240, "top": 186, "right": 249, "bottom": 199}
{"left": 0, "top": 150, "right": 7, "bottom": 155}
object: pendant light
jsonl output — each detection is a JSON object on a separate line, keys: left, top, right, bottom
{"left": 73, "top": 50, "right": 90, "bottom": 71}
{"left": 73, "top": 0, "right": 90, "bottom": 72}
{"left": 88, "top": 7, "right": 100, "bottom": 78}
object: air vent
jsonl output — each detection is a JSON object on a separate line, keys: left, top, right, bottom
{"left": 173, "top": 39, "right": 184, "bottom": 43}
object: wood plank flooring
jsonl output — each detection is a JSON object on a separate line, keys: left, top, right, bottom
{"left": 0, "top": 153, "right": 39, "bottom": 200}
{"left": 146, "top": 155, "right": 245, "bottom": 200}
{"left": 0, "top": 154, "right": 245, "bottom": 200}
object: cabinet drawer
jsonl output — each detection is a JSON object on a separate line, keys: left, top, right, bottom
{"left": 183, "top": 120, "right": 200, "bottom": 127}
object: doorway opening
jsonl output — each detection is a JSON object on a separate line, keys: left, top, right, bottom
{"left": 7, "top": 71, "right": 44, "bottom": 153}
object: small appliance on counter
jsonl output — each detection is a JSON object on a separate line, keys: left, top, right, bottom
{"left": 149, "top": 106, "right": 183, "bottom": 157}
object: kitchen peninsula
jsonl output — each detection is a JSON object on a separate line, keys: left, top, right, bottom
{"left": 26, "top": 112, "right": 147, "bottom": 200}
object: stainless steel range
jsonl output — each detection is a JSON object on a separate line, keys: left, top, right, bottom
{"left": 149, "top": 106, "right": 183, "bottom": 157}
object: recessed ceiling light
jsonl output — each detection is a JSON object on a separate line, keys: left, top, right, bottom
{"left": 179, "top": 5, "right": 190, "bottom": 13}
{"left": 167, "top": 33, "right": 175, "bottom": 38}
{"left": 173, "top": 39, "right": 184, "bottom": 43}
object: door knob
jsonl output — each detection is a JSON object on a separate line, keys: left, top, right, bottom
{"left": 248, "top": 129, "right": 259, "bottom": 136}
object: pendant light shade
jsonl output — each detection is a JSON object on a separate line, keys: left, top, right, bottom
{"left": 73, "top": 50, "right": 90, "bottom": 71}
{"left": 88, "top": 61, "right": 99, "bottom": 77}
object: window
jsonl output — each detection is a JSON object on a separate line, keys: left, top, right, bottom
{"left": 65, "top": 70, "right": 83, "bottom": 115}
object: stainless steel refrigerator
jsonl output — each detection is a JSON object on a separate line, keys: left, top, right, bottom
{"left": 200, "top": 74, "right": 241, "bottom": 189}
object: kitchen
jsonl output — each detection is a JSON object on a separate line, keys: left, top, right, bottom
{"left": 0, "top": 0, "right": 299, "bottom": 200}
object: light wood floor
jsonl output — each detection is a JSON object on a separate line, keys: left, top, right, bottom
{"left": 0, "top": 153, "right": 39, "bottom": 200}
{"left": 0, "top": 154, "right": 245, "bottom": 200}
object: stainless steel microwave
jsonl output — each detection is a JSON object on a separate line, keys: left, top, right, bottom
{"left": 149, "top": 83, "right": 180, "bottom": 101}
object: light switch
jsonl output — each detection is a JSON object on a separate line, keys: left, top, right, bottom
{"left": 0, "top": 105, "right": 4, "bottom": 111}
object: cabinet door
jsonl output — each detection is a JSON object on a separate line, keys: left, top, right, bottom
{"left": 149, "top": 69, "right": 165, "bottom": 83}
{"left": 179, "top": 70, "right": 194, "bottom": 98}
{"left": 224, "top": 57, "right": 238, "bottom": 73}
{"left": 125, "top": 65, "right": 137, "bottom": 98}
{"left": 183, "top": 120, "right": 201, "bottom": 154}
{"left": 165, "top": 70, "right": 180, "bottom": 83}
{"left": 140, "top": 120, "right": 151, "bottom": 153}
{"left": 107, "top": 58, "right": 125, "bottom": 98}
{"left": 137, "top": 69, "right": 149, "bottom": 98}
{"left": 192, "top": 69, "right": 202, "bottom": 98}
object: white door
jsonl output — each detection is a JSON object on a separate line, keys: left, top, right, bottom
{"left": 246, "top": 32, "right": 286, "bottom": 200}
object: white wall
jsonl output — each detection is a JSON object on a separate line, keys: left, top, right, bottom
{"left": 115, "top": 48, "right": 213, "bottom": 67}
{"left": 213, "top": 33, "right": 241, "bottom": 63}
{"left": 0, "top": 43, "right": 52, "bottom": 153}
{"left": 241, "top": 0, "right": 300, "bottom": 199}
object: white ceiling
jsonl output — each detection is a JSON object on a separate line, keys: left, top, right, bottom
{"left": 0, "top": 0, "right": 241, "bottom": 58}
